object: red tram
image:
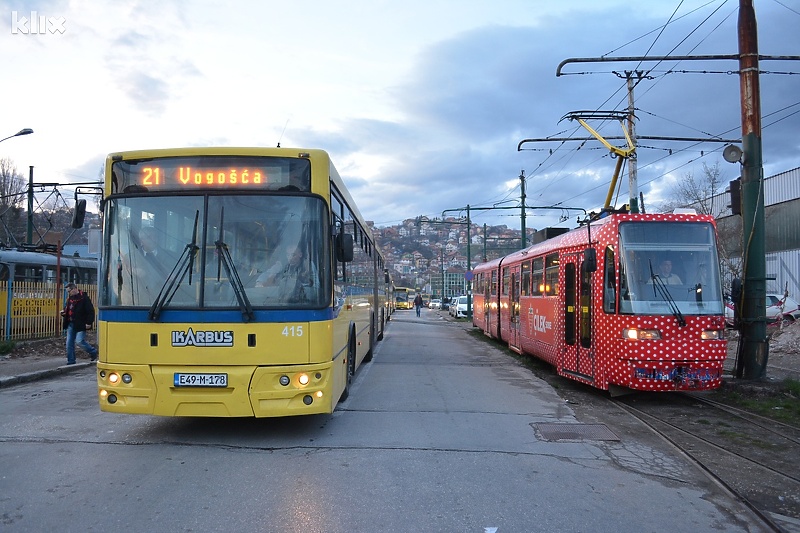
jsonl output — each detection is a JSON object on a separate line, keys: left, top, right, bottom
{"left": 472, "top": 211, "right": 727, "bottom": 393}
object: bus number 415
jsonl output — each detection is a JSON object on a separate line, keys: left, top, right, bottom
{"left": 282, "top": 325, "right": 304, "bottom": 337}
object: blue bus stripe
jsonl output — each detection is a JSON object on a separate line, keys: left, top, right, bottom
{"left": 99, "top": 308, "right": 335, "bottom": 323}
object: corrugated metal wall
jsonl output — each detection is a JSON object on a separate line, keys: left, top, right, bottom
{"left": 713, "top": 167, "right": 800, "bottom": 298}
{"left": 766, "top": 250, "right": 800, "bottom": 296}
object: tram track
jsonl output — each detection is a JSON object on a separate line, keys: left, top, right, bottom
{"left": 614, "top": 393, "right": 800, "bottom": 532}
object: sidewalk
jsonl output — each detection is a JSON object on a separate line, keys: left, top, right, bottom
{"left": 0, "top": 336, "right": 96, "bottom": 388}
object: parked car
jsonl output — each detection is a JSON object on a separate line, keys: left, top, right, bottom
{"left": 428, "top": 299, "right": 441, "bottom": 310}
{"left": 449, "top": 295, "right": 469, "bottom": 318}
{"left": 724, "top": 293, "right": 800, "bottom": 327}
{"left": 767, "top": 293, "right": 800, "bottom": 323}
{"left": 724, "top": 294, "right": 735, "bottom": 327}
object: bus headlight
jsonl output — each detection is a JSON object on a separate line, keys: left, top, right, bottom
{"left": 623, "top": 328, "right": 661, "bottom": 340}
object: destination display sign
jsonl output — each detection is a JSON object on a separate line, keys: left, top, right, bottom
{"left": 112, "top": 156, "right": 311, "bottom": 192}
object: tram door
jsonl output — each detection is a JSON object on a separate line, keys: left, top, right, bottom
{"left": 483, "top": 271, "right": 491, "bottom": 334}
{"left": 562, "top": 252, "right": 594, "bottom": 381}
{"left": 508, "top": 265, "right": 521, "bottom": 352}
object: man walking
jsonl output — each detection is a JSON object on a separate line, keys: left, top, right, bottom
{"left": 61, "top": 283, "right": 98, "bottom": 364}
{"left": 413, "top": 293, "right": 424, "bottom": 317}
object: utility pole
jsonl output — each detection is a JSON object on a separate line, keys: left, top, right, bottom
{"left": 27, "top": 166, "right": 34, "bottom": 245}
{"left": 520, "top": 170, "right": 527, "bottom": 247}
{"left": 625, "top": 72, "right": 641, "bottom": 214}
{"left": 737, "top": 0, "right": 769, "bottom": 379}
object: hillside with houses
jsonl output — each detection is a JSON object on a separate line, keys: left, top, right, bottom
{"left": 370, "top": 216, "right": 538, "bottom": 299}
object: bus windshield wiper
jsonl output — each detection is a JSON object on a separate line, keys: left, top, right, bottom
{"left": 148, "top": 211, "right": 200, "bottom": 321}
{"left": 215, "top": 207, "right": 255, "bottom": 322}
{"left": 649, "top": 260, "right": 686, "bottom": 327}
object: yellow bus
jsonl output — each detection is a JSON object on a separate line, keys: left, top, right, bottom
{"left": 88, "top": 147, "right": 389, "bottom": 417}
{"left": 394, "top": 286, "right": 414, "bottom": 310}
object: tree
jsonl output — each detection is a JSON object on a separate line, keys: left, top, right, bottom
{"left": 657, "top": 161, "right": 741, "bottom": 290}
{"left": 658, "top": 162, "right": 727, "bottom": 217}
{"left": 0, "top": 158, "right": 27, "bottom": 246}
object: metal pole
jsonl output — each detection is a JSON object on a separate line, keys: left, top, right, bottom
{"left": 483, "top": 223, "right": 487, "bottom": 262}
{"left": 466, "top": 205, "right": 472, "bottom": 319}
{"left": 520, "top": 170, "right": 527, "bottom": 247}
{"left": 27, "top": 166, "right": 34, "bottom": 245}
{"left": 440, "top": 246, "right": 444, "bottom": 301}
{"left": 626, "top": 72, "right": 639, "bottom": 214}
{"left": 738, "top": 0, "right": 769, "bottom": 379}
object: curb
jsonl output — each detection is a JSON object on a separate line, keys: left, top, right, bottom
{"left": 0, "top": 361, "right": 94, "bottom": 389}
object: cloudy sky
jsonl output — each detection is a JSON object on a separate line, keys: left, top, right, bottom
{"left": 1, "top": 0, "right": 798, "bottom": 231}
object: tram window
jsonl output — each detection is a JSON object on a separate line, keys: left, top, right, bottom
{"left": 564, "top": 263, "right": 576, "bottom": 345}
{"left": 521, "top": 261, "right": 531, "bottom": 296}
{"left": 545, "top": 254, "right": 559, "bottom": 295}
{"left": 603, "top": 247, "right": 616, "bottom": 313}
{"left": 580, "top": 260, "right": 592, "bottom": 349}
{"left": 502, "top": 267, "right": 510, "bottom": 296}
{"left": 532, "top": 257, "right": 543, "bottom": 296}
{"left": 16, "top": 265, "right": 44, "bottom": 282}
{"left": 490, "top": 270, "right": 498, "bottom": 296}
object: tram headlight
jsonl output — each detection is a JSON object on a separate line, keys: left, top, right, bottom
{"left": 298, "top": 374, "right": 310, "bottom": 386}
{"left": 623, "top": 328, "right": 661, "bottom": 340}
{"left": 121, "top": 373, "right": 132, "bottom": 384}
{"left": 279, "top": 375, "right": 291, "bottom": 386}
{"left": 108, "top": 373, "right": 120, "bottom": 384}
{"left": 701, "top": 329, "right": 724, "bottom": 340}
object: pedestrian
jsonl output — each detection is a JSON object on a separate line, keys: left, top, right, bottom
{"left": 413, "top": 293, "right": 424, "bottom": 317}
{"left": 61, "top": 283, "right": 98, "bottom": 364}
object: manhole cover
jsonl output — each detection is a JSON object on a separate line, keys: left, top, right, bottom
{"left": 533, "top": 423, "right": 619, "bottom": 441}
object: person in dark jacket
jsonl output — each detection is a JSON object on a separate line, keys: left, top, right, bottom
{"left": 413, "top": 293, "right": 424, "bottom": 317}
{"left": 61, "top": 282, "right": 98, "bottom": 364}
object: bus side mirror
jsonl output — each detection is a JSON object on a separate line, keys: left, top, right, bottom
{"left": 71, "top": 199, "right": 87, "bottom": 229}
{"left": 584, "top": 248, "right": 597, "bottom": 273}
{"left": 336, "top": 233, "right": 354, "bottom": 263}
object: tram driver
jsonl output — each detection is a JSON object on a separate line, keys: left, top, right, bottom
{"left": 651, "top": 258, "right": 683, "bottom": 285}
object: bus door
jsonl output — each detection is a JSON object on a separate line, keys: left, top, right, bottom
{"left": 508, "top": 265, "right": 521, "bottom": 352}
{"left": 562, "top": 252, "right": 594, "bottom": 381}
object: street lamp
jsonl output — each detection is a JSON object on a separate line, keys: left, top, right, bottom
{"left": 0, "top": 128, "right": 33, "bottom": 143}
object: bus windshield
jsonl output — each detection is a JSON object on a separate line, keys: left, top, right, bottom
{"left": 617, "top": 221, "right": 724, "bottom": 316}
{"left": 101, "top": 194, "right": 330, "bottom": 311}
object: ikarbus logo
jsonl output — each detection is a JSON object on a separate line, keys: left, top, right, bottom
{"left": 10, "top": 11, "right": 66, "bottom": 34}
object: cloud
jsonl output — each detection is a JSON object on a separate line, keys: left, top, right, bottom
{"left": 327, "top": 4, "right": 800, "bottom": 228}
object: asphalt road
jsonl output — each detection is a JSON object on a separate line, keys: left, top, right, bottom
{"left": 0, "top": 309, "right": 768, "bottom": 532}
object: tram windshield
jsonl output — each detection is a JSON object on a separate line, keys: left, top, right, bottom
{"left": 617, "top": 221, "right": 724, "bottom": 316}
{"left": 100, "top": 194, "right": 330, "bottom": 312}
